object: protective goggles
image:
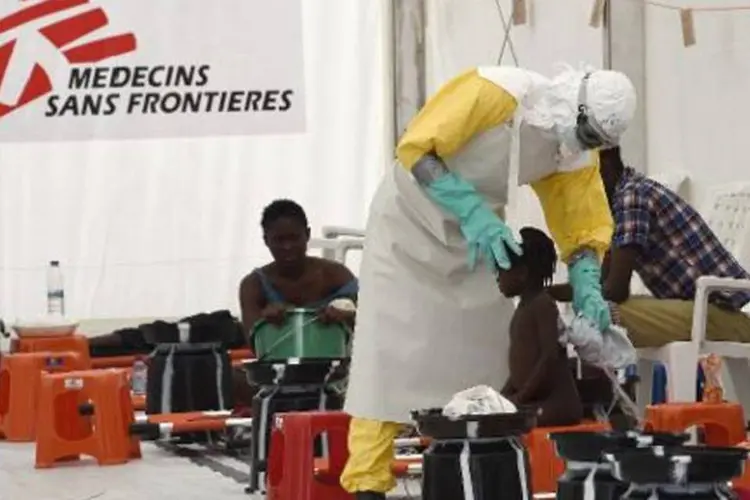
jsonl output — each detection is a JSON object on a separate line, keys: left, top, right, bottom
{"left": 575, "top": 73, "right": 617, "bottom": 150}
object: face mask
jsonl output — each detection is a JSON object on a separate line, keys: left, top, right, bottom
{"left": 574, "top": 73, "right": 617, "bottom": 150}
{"left": 557, "top": 126, "right": 583, "bottom": 159}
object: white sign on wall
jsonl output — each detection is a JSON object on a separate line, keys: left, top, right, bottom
{"left": 0, "top": 0, "right": 306, "bottom": 141}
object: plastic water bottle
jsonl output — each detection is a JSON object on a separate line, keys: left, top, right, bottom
{"left": 46, "top": 260, "right": 65, "bottom": 315}
{"left": 131, "top": 358, "right": 148, "bottom": 396}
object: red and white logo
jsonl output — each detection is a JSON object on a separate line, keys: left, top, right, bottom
{"left": 0, "top": 0, "right": 136, "bottom": 119}
{"left": 0, "top": 0, "right": 305, "bottom": 141}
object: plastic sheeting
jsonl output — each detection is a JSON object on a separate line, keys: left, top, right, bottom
{"left": 0, "top": 0, "right": 389, "bottom": 320}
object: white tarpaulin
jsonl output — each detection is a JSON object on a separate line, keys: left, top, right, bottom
{"left": 0, "top": 0, "right": 387, "bottom": 320}
{"left": 0, "top": 0, "right": 305, "bottom": 141}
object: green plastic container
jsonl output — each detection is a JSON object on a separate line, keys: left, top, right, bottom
{"left": 251, "top": 308, "right": 349, "bottom": 361}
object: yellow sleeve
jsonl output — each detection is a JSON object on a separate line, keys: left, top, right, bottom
{"left": 530, "top": 157, "right": 613, "bottom": 263}
{"left": 396, "top": 69, "right": 518, "bottom": 169}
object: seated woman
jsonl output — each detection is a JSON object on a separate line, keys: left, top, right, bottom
{"left": 497, "top": 227, "right": 582, "bottom": 427}
{"left": 239, "top": 199, "right": 358, "bottom": 337}
{"left": 235, "top": 199, "right": 358, "bottom": 406}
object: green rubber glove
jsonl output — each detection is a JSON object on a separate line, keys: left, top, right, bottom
{"left": 568, "top": 252, "right": 612, "bottom": 332}
{"left": 425, "top": 172, "right": 522, "bottom": 271}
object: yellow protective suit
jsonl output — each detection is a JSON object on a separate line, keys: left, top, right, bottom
{"left": 341, "top": 67, "right": 621, "bottom": 495}
{"left": 531, "top": 165, "right": 613, "bottom": 262}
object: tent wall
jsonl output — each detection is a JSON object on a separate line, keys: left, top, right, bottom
{"left": 0, "top": 0, "right": 389, "bottom": 320}
{"left": 645, "top": 4, "right": 750, "bottom": 209}
{"left": 424, "top": 0, "right": 604, "bottom": 91}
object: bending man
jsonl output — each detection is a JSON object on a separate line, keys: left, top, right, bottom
{"left": 342, "top": 65, "right": 637, "bottom": 500}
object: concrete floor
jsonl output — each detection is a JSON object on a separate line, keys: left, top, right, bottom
{"left": 0, "top": 441, "right": 421, "bottom": 500}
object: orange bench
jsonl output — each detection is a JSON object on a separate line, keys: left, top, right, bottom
{"left": 524, "top": 420, "right": 612, "bottom": 494}
{"left": 13, "top": 335, "right": 90, "bottom": 367}
{"left": 35, "top": 369, "right": 141, "bottom": 468}
{"left": 644, "top": 402, "right": 745, "bottom": 447}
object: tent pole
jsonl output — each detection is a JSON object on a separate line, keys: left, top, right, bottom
{"left": 392, "top": 0, "right": 427, "bottom": 144}
{"left": 603, "top": 0, "right": 647, "bottom": 172}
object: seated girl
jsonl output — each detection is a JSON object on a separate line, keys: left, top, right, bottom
{"left": 497, "top": 227, "right": 582, "bottom": 427}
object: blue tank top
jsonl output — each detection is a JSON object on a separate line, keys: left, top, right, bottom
{"left": 252, "top": 268, "right": 359, "bottom": 309}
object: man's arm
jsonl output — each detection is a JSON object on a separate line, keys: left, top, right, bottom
{"left": 603, "top": 246, "right": 638, "bottom": 303}
{"left": 512, "top": 299, "right": 562, "bottom": 404}
{"left": 238, "top": 273, "right": 265, "bottom": 341}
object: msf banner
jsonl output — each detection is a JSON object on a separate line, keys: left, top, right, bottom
{"left": 0, "top": 0, "right": 306, "bottom": 141}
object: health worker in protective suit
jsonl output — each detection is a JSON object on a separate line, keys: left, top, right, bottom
{"left": 341, "top": 65, "right": 638, "bottom": 500}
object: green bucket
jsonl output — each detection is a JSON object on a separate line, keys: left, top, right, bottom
{"left": 251, "top": 308, "right": 349, "bottom": 361}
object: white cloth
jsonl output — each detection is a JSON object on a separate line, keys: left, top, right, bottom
{"left": 344, "top": 127, "right": 515, "bottom": 423}
{"left": 442, "top": 385, "right": 517, "bottom": 419}
{"left": 565, "top": 314, "right": 637, "bottom": 370}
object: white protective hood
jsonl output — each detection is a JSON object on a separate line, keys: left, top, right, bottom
{"left": 516, "top": 64, "right": 637, "bottom": 185}
{"left": 522, "top": 64, "right": 637, "bottom": 146}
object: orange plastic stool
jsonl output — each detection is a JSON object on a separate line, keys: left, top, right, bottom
{"left": 0, "top": 351, "right": 84, "bottom": 442}
{"left": 644, "top": 402, "right": 745, "bottom": 446}
{"left": 13, "top": 334, "right": 91, "bottom": 368}
{"left": 524, "top": 420, "right": 611, "bottom": 494}
{"left": 267, "top": 411, "right": 352, "bottom": 500}
{"left": 34, "top": 368, "right": 141, "bottom": 468}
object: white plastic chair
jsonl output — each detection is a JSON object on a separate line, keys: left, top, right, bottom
{"left": 636, "top": 183, "right": 750, "bottom": 411}
{"left": 309, "top": 225, "right": 365, "bottom": 265}
{"left": 320, "top": 226, "right": 366, "bottom": 240}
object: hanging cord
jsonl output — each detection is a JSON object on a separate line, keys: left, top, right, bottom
{"left": 492, "top": 0, "right": 520, "bottom": 66}
{"left": 601, "top": 366, "right": 643, "bottom": 425}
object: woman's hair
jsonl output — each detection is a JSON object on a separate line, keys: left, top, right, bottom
{"left": 508, "top": 227, "right": 558, "bottom": 287}
{"left": 261, "top": 199, "right": 308, "bottom": 231}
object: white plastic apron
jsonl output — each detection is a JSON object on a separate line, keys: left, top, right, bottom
{"left": 344, "top": 126, "right": 518, "bottom": 423}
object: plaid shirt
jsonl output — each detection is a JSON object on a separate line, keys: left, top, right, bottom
{"left": 611, "top": 167, "right": 750, "bottom": 310}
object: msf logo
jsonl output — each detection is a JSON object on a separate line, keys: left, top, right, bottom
{"left": 0, "top": 0, "right": 136, "bottom": 119}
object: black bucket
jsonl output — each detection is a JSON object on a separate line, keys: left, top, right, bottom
{"left": 243, "top": 358, "right": 349, "bottom": 386}
{"left": 421, "top": 437, "right": 532, "bottom": 500}
{"left": 606, "top": 445, "right": 748, "bottom": 499}
{"left": 551, "top": 431, "right": 690, "bottom": 500}
{"left": 146, "top": 342, "right": 234, "bottom": 415}
{"left": 413, "top": 408, "right": 535, "bottom": 500}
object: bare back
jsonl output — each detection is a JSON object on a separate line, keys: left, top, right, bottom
{"left": 505, "top": 292, "right": 582, "bottom": 426}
